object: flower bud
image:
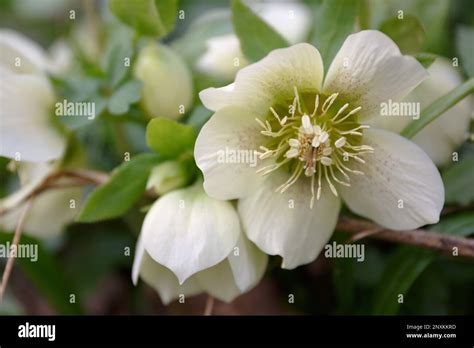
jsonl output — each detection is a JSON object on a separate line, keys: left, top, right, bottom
{"left": 146, "top": 160, "right": 189, "bottom": 196}
{"left": 134, "top": 43, "right": 193, "bottom": 120}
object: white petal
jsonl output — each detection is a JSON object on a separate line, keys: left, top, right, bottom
{"left": 133, "top": 235, "right": 202, "bottom": 305}
{"left": 194, "top": 260, "right": 242, "bottom": 303}
{"left": 0, "top": 29, "right": 51, "bottom": 74}
{"left": 194, "top": 105, "right": 268, "bottom": 200}
{"left": 0, "top": 74, "right": 65, "bottom": 162}
{"left": 200, "top": 43, "right": 324, "bottom": 115}
{"left": 199, "top": 83, "right": 235, "bottom": 112}
{"left": 238, "top": 172, "right": 341, "bottom": 269}
{"left": 142, "top": 183, "right": 240, "bottom": 284}
{"left": 256, "top": 1, "right": 312, "bottom": 44}
{"left": 196, "top": 35, "right": 248, "bottom": 80}
{"left": 323, "top": 30, "right": 428, "bottom": 120}
{"left": 227, "top": 234, "right": 268, "bottom": 292}
{"left": 339, "top": 129, "right": 444, "bottom": 230}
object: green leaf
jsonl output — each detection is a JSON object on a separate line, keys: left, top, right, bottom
{"left": 146, "top": 117, "right": 196, "bottom": 158}
{"left": 108, "top": 80, "right": 143, "bottom": 115}
{"left": 430, "top": 213, "right": 474, "bottom": 237}
{"left": 310, "top": 0, "right": 358, "bottom": 70}
{"left": 231, "top": 0, "right": 289, "bottom": 62}
{"left": 372, "top": 212, "right": 474, "bottom": 315}
{"left": 415, "top": 52, "right": 437, "bottom": 69}
{"left": 442, "top": 155, "right": 474, "bottom": 206}
{"left": 358, "top": 0, "right": 371, "bottom": 30}
{"left": 102, "top": 41, "right": 133, "bottom": 89}
{"left": 186, "top": 105, "right": 213, "bottom": 132}
{"left": 379, "top": 15, "right": 426, "bottom": 54}
{"left": 401, "top": 78, "right": 474, "bottom": 139}
{"left": 456, "top": 25, "right": 474, "bottom": 77}
{"left": 0, "top": 232, "right": 83, "bottom": 315}
{"left": 372, "top": 246, "right": 434, "bottom": 315}
{"left": 77, "top": 153, "right": 162, "bottom": 222}
{"left": 109, "top": 0, "right": 178, "bottom": 38}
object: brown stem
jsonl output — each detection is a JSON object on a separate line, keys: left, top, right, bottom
{"left": 204, "top": 296, "right": 215, "bottom": 316}
{"left": 0, "top": 197, "right": 34, "bottom": 302}
{"left": 337, "top": 217, "right": 474, "bottom": 258}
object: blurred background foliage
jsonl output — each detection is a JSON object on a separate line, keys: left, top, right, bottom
{"left": 0, "top": 0, "right": 473, "bottom": 315}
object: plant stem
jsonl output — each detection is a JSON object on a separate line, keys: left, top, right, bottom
{"left": 401, "top": 78, "right": 474, "bottom": 139}
{"left": 337, "top": 217, "right": 474, "bottom": 258}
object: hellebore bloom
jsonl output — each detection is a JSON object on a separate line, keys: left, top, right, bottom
{"left": 0, "top": 29, "right": 67, "bottom": 162}
{"left": 134, "top": 43, "right": 193, "bottom": 120}
{"left": 195, "top": 30, "right": 445, "bottom": 269}
{"left": 0, "top": 29, "right": 79, "bottom": 236}
{"left": 133, "top": 181, "right": 268, "bottom": 303}
{"left": 369, "top": 57, "right": 473, "bottom": 166}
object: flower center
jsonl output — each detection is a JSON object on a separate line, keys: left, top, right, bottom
{"left": 255, "top": 86, "right": 374, "bottom": 208}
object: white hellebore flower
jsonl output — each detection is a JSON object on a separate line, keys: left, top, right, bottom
{"left": 196, "top": 0, "right": 311, "bottom": 80}
{"left": 195, "top": 30, "right": 445, "bottom": 269}
{"left": 368, "top": 57, "right": 473, "bottom": 166}
{"left": 0, "top": 29, "right": 79, "bottom": 236}
{"left": 133, "top": 182, "right": 268, "bottom": 304}
{"left": 134, "top": 43, "right": 193, "bottom": 120}
{"left": 0, "top": 29, "right": 67, "bottom": 161}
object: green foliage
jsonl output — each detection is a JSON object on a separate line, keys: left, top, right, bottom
{"left": 310, "top": 0, "right": 358, "bottom": 69}
{"left": 443, "top": 155, "right": 474, "bottom": 206}
{"left": 108, "top": 80, "right": 143, "bottom": 115}
{"left": 379, "top": 15, "right": 426, "bottom": 54}
{"left": 109, "top": 0, "right": 178, "bottom": 38}
{"left": 0, "top": 232, "right": 83, "bottom": 315}
{"left": 415, "top": 52, "right": 437, "bottom": 68}
{"left": 372, "top": 213, "right": 474, "bottom": 315}
{"left": 77, "top": 153, "right": 162, "bottom": 222}
{"left": 146, "top": 118, "right": 196, "bottom": 158}
{"left": 231, "top": 0, "right": 289, "bottom": 62}
{"left": 456, "top": 25, "right": 474, "bottom": 77}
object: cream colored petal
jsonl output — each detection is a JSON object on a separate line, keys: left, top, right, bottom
{"left": 194, "top": 260, "right": 242, "bottom": 303}
{"left": 238, "top": 172, "right": 341, "bottom": 269}
{"left": 339, "top": 129, "right": 444, "bottom": 230}
{"left": 194, "top": 105, "right": 269, "bottom": 200}
{"left": 200, "top": 43, "right": 324, "bottom": 115}
{"left": 132, "top": 235, "right": 202, "bottom": 305}
{"left": 0, "top": 29, "right": 51, "bottom": 74}
{"left": 142, "top": 183, "right": 240, "bottom": 284}
{"left": 323, "top": 30, "right": 428, "bottom": 120}
{"left": 227, "top": 234, "right": 268, "bottom": 292}
{"left": 0, "top": 74, "right": 65, "bottom": 162}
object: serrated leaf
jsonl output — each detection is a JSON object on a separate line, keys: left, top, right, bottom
{"left": 146, "top": 118, "right": 196, "bottom": 158}
{"left": 231, "top": 0, "right": 289, "bottom": 62}
{"left": 77, "top": 153, "right": 162, "bottom": 222}
{"left": 379, "top": 15, "right": 426, "bottom": 54}
{"left": 310, "top": 0, "right": 358, "bottom": 70}
{"left": 108, "top": 80, "right": 143, "bottom": 115}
